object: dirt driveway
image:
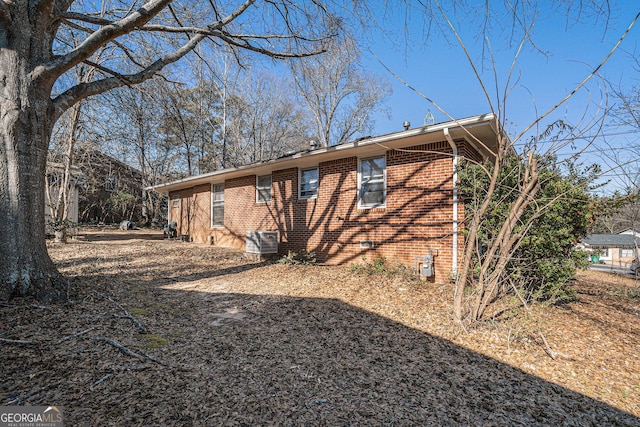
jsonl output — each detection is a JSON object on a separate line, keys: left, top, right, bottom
{"left": 1, "top": 236, "right": 639, "bottom": 425}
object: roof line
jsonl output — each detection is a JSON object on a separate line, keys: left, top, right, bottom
{"left": 147, "top": 113, "right": 496, "bottom": 192}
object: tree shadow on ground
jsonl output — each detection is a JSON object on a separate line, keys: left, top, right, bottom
{"left": 10, "top": 240, "right": 639, "bottom": 425}
{"left": 4, "top": 285, "right": 637, "bottom": 425}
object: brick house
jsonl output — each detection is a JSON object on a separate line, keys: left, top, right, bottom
{"left": 149, "top": 114, "right": 499, "bottom": 282}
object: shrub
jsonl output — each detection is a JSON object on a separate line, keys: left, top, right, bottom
{"left": 278, "top": 250, "right": 316, "bottom": 265}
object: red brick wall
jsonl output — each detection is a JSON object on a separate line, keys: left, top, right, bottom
{"left": 168, "top": 139, "right": 471, "bottom": 282}
{"left": 168, "top": 184, "right": 211, "bottom": 240}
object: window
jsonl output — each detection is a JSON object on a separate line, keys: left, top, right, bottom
{"left": 105, "top": 174, "right": 117, "bottom": 192}
{"left": 620, "top": 248, "right": 635, "bottom": 258}
{"left": 171, "top": 196, "right": 180, "bottom": 209}
{"left": 358, "top": 156, "right": 386, "bottom": 208}
{"left": 211, "top": 183, "right": 224, "bottom": 227}
{"left": 256, "top": 175, "right": 272, "bottom": 203}
{"left": 299, "top": 168, "right": 319, "bottom": 199}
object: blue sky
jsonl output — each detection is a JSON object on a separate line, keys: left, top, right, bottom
{"left": 360, "top": 2, "right": 639, "bottom": 139}
{"left": 354, "top": 2, "right": 640, "bottom": 192}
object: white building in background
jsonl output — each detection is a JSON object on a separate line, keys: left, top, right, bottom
{"left": 45, "top": 162, "right": 84, "bottom": 225}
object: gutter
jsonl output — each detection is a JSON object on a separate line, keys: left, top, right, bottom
{"left": 443, "top": 127, "right": 458, "bottom": 279}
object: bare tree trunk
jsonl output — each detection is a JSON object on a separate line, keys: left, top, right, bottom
{"left": 472, "top": 161, "right": 540, "bottom": 321}
{"left": 453, "top": 137, "right": 504, "bottom": 321}
{"left": 0, "top": 24, "right": 65, "bottom": 301}
{"left": 58, "top": 103, "right": 82, "bottom": 227}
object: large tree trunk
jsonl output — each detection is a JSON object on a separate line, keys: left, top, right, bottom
{"left": 0, "top": 8, "right": 65, "bottom": 302}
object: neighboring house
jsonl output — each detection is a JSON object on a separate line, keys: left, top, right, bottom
{"left": 149, "top": 114, "right": 499, "bottom": 282}
{"left": 45, "top": 162, "right": 84, "bottom": 225}
{"left": 619, "top": 228, "right": 640, "bottom": 237}
{"left": 582, "top": 233, "right": 640, "bottom": 265}
{"left": 75, "top": 149, "right": 144, "bottom": 224}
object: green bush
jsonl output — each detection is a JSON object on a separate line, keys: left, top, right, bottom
{"left": 460, "top": 154, "right": 600, "bottom": 303}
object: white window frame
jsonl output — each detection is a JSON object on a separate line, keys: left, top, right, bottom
{"left": 211, "top": 183, "right": 224, "bottom": 227}
{"left": 620, "top": 248, "right": 635, "bottom": 258}
{"left": 169, "top": 195, "right": 180, "bottom": 223}
{"left": 256, "top": 175, "right": 272, "bottom": 203}
{"left": 299, "top": 167, "right": 319, "bottom": 200}
{"left": 358, "top": 155, "right": 386, "bottom": 209}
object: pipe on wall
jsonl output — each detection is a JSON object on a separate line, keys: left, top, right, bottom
{"left": 443, "top": 128, "right": 458, "bottom": 279}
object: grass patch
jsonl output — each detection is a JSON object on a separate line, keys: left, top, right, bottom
{"left": 138, "top": 334, "right": 168, "bottom": 349}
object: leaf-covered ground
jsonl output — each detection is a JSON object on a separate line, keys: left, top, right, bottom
{"left": 1, "top": 230, "right": 639, "bottom": 426}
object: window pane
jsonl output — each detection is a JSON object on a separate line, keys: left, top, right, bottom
{"left": 257, "top": 188, "right": 271, "bottom": 202}
{"left": 359, "top": 157, "right": 385, "bottom": 207}
{"left": 621, "top": 248, "right": 634, "bottom": 258}
{"left": 362, "top": 158, "right": 384, "bottom": 181}
{"left": 257, "top": 175, "right": 271, "bottom": 188}
{"left": 212, "top": 206, "right": 224, "bottom": 226}
{"left": 300, "top": 168, "right": 318, "bottom": 198}
{"left": 256, "top": 175, "right": 272, "bottom": 202}
{"left": 211, "top": 184, "right": 224, "bottom": 226}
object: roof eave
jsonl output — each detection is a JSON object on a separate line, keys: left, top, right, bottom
{"left": 147, "top": 113, "right": 498, "bottom": 193}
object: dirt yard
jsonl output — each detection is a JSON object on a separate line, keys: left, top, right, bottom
{"left": 1, "top": 232, "right": 639, "bottom": 425}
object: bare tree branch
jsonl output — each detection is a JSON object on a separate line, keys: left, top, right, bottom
{"left": 37, "top": 0, "right": 174, "bottom": 81}
{"left": 61, "top": 16, "right": 148, "bottom": 69}
{"left": 52, "top": 32, "right": 205, "bottom": 119}
{"left": 513, "top": 10, "right": 640, "bottom": 146}
{"left": 216, "top": 32, "right": 327, "bottom": 59}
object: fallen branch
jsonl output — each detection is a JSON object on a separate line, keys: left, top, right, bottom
{"left": 57, "top": 326, "right": 96, "bottom": 344}
{"left": 102, "top": 294, "right": 147, "bottom": 333}
{"left": 92, "top": 374, "right": 112, "bottom": 388}
{"left": 96, "top": 337, "right": 148, "bottom": 363}
{"left": 0, "top": 338, "right": 37, "bottom": 345}
{"left": 96, "top": 337, "right": 183, "bottom": 369}
{"left": 104, "top": 365, "right": 151, "bottom": 372}
{"left": 0, "top": 302, "right": 49, "bottom": 310}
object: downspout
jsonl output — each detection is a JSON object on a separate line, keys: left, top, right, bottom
{"left": 443, "top": 128, "right": 458, "bottom": 279}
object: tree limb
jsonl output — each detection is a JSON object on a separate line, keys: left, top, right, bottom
{"left": 49, "top": 0, "right": 264, "bottom": 115}
{"left": 58, "top": 10, "right": 114, "bottom": 26}
{"left": 217, "top": 32, "right": 326, "bottom": 59}
{"left": 61, "top": 17, "right": 147, "bottom": 69}
{"left": 37, "top": 0, "right": 174, "bottom": 82}
{"left": 52, "top": 32, "right": 205, "bottom": 120}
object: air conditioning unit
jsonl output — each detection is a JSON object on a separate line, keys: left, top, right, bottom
{"left": 246, "top": 231, "right": 278, "bottom": 254}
